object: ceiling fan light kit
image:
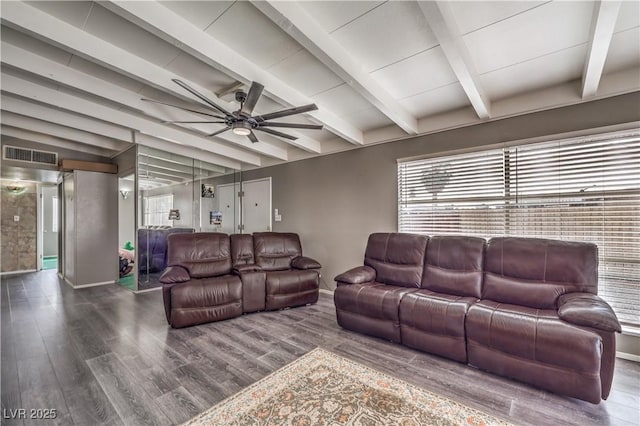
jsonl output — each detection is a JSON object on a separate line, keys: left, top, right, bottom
{"left": 232, "top": 121, "right": 252, "bottom": 136}
{"left": 143, "top": 79, "right": 323, "bottom": 143}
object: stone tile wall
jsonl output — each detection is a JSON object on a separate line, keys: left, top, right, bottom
{"left": 1, "top": 181, "right": 37, "bottom": 272}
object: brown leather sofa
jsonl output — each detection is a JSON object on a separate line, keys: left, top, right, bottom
{"left": 160, "top": 232, "right": 320, "bottom": 328}
{"left": 334, "top": 233, "right": 621, "bottom": 404}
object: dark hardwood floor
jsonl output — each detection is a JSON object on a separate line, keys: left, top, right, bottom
{"left": 1, "top": 270, "right": 638, "bottom": 426}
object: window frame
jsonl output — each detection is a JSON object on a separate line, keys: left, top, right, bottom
{"left": 398, "top": 130, "right": 640, "bottom": 327}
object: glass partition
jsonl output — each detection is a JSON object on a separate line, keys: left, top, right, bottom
{"left": 135, "top": 145, "right": 240, "bottom": 291}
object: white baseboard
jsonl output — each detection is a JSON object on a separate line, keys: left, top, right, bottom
{"left": 319, "top": 288, "right": 334, "bottom": 295}
{"left": 64, "top": 278, "right": 115, "bottom": 289}
{"left": 0, "top": 269, "right": 37, "bottom": 276}
{"left": 616, "top": 352, "right": 640, "bottom": 363}
{"left": 133, "top": 286, "right": 162, "bottom": 294}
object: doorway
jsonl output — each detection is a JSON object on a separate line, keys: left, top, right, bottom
{"left": 40, "top": 185, "right": 59, "bottom": 271}
{"left": 216, "top": 182, "right": 240, "bottom": 234}
{"left": 241, "top": 177, "right": 272, "bottom": 234}
{"left": 217, "top": 177, "right": 272, "bottom": 234}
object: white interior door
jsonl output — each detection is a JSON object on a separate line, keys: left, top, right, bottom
{"left": 242, "top": 177, "right": 271, "bottom": 234}
{"left": 217, "top": 182, "right": 240, "bottom": 234}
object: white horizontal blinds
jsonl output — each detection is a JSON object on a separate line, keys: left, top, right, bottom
{"left": 398, "top": 149, "right": 506, "bottom": 237}
{"left": 508, "top": 135, "right": 640, "bottom": 325}
{"left": 144, "top": 194, "right": 174, "bottom": 226}
{"left": 398, "top": 132, "right": 640, "bottom": 326}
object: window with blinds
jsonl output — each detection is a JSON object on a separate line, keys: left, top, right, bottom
{"left": 398, "top": 131, "right": 640, "bottom": 326}
{"left": 143, "top": 194, "right": 174, "bottom": 227}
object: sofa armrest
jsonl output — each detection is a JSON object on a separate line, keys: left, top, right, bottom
{"left": 160, "top": 266, "right": 190, "bottom": 284}
{"left": 291, "top": 256, "right": 321, "bottom": 270}
{"left": 558, "top": 293, "right": 621, "bottom": 333}
{"left": 233, "top": 264, "right": 263, "bottom": 274}
{"left": 334, "top": 266, "right": 376, "bottom": 285}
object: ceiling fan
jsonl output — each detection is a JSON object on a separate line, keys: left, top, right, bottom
{"left": 142, "top": 79, "right": 323, "bottom": 143}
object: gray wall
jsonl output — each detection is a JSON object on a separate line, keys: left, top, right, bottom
{"left": 240, "top": 92, "right": 640, "bottom": 290}
{"left": 0, "top": 180, "right": 37, "bottom": 272}
{"left": 63, "top": 174, "right": 75, "bottom": 284}
{"left": 63, "top": 170, "right": 118, "bottom": 286}
{"left": 42, "top": 185, "right": 58, "bottom": 257}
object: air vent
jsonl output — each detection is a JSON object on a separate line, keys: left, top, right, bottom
{"left": 3, "top": 145, "right": 58, "bottom": 165}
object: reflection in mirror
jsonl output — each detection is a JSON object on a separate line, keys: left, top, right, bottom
{"left": 117, "top": 173, "right": 136, "bottom": 291}
{"left": 135, "top": 145, "right": 239, "bottom": 290}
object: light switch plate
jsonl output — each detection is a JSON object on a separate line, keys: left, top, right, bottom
{"left": 13, "top": 215, "right": 19, "bottom": 222}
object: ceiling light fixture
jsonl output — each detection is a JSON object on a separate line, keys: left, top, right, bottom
{"left": 231, "top": 121, "right": 252, "bottom": 136}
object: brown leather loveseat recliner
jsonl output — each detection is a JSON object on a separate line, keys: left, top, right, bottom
{"left": 334, "top": 233, "right": 621, "bottom": 404}
{"left": 160, "top": 232, "right": 321, "bottom": 329}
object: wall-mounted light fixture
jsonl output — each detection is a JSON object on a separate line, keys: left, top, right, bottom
{"left": 4, "top": 185, "right": 27, "bottom": 195}
{"left": 120, "top": 190, "right": 130, "bottom": 199}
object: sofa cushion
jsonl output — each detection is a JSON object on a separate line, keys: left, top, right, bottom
{"left": 483, "top": 237, "right": 598, "bottom": 309}
{"left": 558, "top": 293, "right": 622, "bottom": 332}
{"left": 421, "top": 236, "right": 485, "bottom": 298}
{"left": 291, "top": 256, "right": 321, "bottom": 270}
{"left": 230, "top": 234, "right": 255, "bottom": 267}
{"left": 254, "top": 232, "right": 302, "bottom": 271}
{"left": 265, "top": 269, "right": 319, "bottom": 310}
{"left": 335, "top": 266, "right": 376, "bottom": 285}
{"left": 466, "top": 300, "right": 603, "bottom": 403}
{"left": 334, "top": 283, "right": 417, "bottom": 342}
{"left": 400, "top": 290, "right": 477, "bottom": 363}
{"left": 364, "top": 233, "right": 428, "bottom": 288}
{"left": 169, "top": 275, "right": 243, "bottom": 328}
{"left": 167, "top": 233, "right": 232, "bottom": 278}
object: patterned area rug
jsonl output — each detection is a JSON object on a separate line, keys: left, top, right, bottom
{"left": 183, "top": 348, "right": 511, "bottom": 426}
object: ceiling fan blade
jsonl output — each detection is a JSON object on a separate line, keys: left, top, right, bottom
{"left": 247, "top": 131, "right": 259, "bottom": 143}
{"left": 141, "top": 98, "right": 226, "bottom": 119}
{"left": 260, "top": 122, "right": 323, "bottom": 130}
{"left": 240, "top": 82, "right": 264, "bottom": 116}
{"left": 254, "top": 127, "right": 298, "bottom": 141}
{"left": 163, "top": 120, "right": 227, "bottom": 124}
{"left": 172, "top": 79, "right": 232, "bottom": 117}
{"left": 254, "top": 104, "right": 318, "bottom": 122}
{"left": 207, "top": 126, "right": 231, "bottom": 137}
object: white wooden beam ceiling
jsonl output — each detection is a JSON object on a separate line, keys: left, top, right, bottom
{"left": 1, "top": 126, "right": 116, "bottom": 157}
{"left": 582, "top": 0, "right": 622, "bottom": 98}
{"left": 0, "top": 0, "right": 638, "bottom": 176}
{"left": 418, "top": 1, "right": 491, "bottom": 120}
{"left": 134, "top": 133, "right": 241, "bottom": 172}
{"left": 101, "top": 0, "right": 362, "bottom": 146}
{"left": 1, "top": 73, "right": 262, "bottom": 166}
{"left": 0, "top": 42, "right": 289, "bottom": 161}
{"left": 0, "top": 104, "right": 130, "bottom": 151}
{"left": 253, "top": 1, "right": 418, "bottom": 135}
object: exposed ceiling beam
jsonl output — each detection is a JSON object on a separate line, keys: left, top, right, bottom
{"left": 418, "top": 1, "right": 491, "bottom": 120}
{"left": 102, "top": 0, "right": 362, "bottom": 146}
{"left": 582, "top": 0, "right": 622, "bottom": 98}
{"left": 1, "top": 73, "right": 262, "bottom": 167}
{"left": 1, "top": 101, "right": 241, "bottom": 173}
{"left": 2, "top": 96, "right": 239, "bottom": 171}
{"left": 1, "top": 126, "right": 116, "bottom": 157}
{"left": 138, "top": 153, "right": 223, "bottom": 176}
{"left": 137, "top": 164, "right": 204, "bottom": 181}
{"left": 136, "top": 171, "right": 179, "bottom": 184}
{"left": 253, "top": 1, "right": 418, "bottom": 135}
{"left": 134, "top": 133, "right": 239, "bottom": 172}
{"left": 0, "top": 43, "right": 287, "bottom": 162}
{"left": 0, "top": 106, "right": 129, "bottom": 151}
{"left": 138, "top": 158, "right": 214, "bottom": 178}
